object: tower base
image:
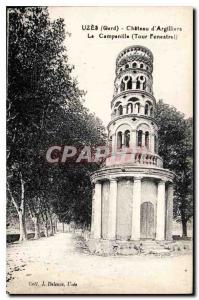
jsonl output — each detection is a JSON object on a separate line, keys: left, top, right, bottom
{"left": 91, "top": 165, "right": 174, "bottom": 242}
{"left": 87, "top": 238, "right": 192, "bottom": 256}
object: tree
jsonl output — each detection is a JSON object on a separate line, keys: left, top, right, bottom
{"left": 7, "top": 7, "right": 73, "bottom": 240}
{"left": 155, "top": 100, "right": 193, "bottom": 237}
{"left": 7, "top": 7, "right": 106, "bottom": 240}
{"left": 7, "top": 170, "right": 27, "bottom": 241}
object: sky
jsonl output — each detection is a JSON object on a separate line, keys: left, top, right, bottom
{"left": 48, "top": 6, "right": 193, "bottom": 127}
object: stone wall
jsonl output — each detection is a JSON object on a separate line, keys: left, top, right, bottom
{"left": 116, "top": 179, "right": 133, "bottom": 240}
{"left": 101, "top": 181, "right": 110, "bottom": 239}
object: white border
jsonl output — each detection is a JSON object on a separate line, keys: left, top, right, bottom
{"left": 0, "top": 1, "right": 198, "bottom": 299}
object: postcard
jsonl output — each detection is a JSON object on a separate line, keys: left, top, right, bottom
{"left": 6, "top": 6, "right": 193, "bottom": 294}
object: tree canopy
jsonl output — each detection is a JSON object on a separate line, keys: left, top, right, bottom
{"left": 155, "top": 100, "right": 193, "bottom": 236}
{"left": 7, "top": 7, "right": 106, "bottom": 240}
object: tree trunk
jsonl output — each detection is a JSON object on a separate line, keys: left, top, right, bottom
{"left": 54, "top": 221, "right": 57, "bottom": 234}
{"left": 7, "top": 177, "right": 27, "bottom": 242}
{"left": 55, "top": 220, "right": 58, "bottom": 232}
{"left": 44, "top": 221, "right": 49, "bottom": 237}
{"left": 181, "top": 209, "right": 188, "bottom": 238}
{"left": 182, "top": 219, "right": 187, "bottom": 237}
{"left": 33, "top": 216, "right": 40, "bottom": 239}
{"left": 18, "top": 211, "right": 27, "bottom": 241}
{"left": 49, "top": 215, "right": 54, "bottom": 236}
{"left": 19, "top": 173, "right": 27, "bottom": 241}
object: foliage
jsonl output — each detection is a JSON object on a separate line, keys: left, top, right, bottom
{"left": 7, "top": 7, "right": 106, "bottom": 239}
{"left": 155, "top": 100, "right": 193, "bottom": 235}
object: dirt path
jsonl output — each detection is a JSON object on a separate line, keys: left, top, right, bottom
{"left": 7, "top": 232, "right": 193, "bottom": 294}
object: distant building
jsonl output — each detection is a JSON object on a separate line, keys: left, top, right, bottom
{"left": 91, "top": 46, "right": 174, "bottom": 242}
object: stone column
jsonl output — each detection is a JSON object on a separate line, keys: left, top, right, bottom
{"left": 131, "top": 130, "right": 137, "bottom": 152}
{"left": 123, "top": 105, "right": 127, "bottom": 114}
{"left": 132, "top": 81, "right": 136, "bottom": 90}
{"left": 112, "top": 133, "right": 116, "bottom": 153}
{"left": 150, "top": 133, "right": 155, "bottom": 153}
{"left": 91, "top": 188, "right": 95, "bottom": 236}
{"left": 140, "top": 104, "right": 145, "bottom": 115}
{"left": 93, "top": 181, "right": 102, "bottom": 239}
{"left": 131, "top": 177, "right": 142, "bottom": 240}
{"left": 166, "top": 183, "right": 173, "bottom": 241}
{"left": 121, "top": 132, "right": 125, "bottom": 147}
{"left": 156, "top": 180, "right": 166, "bottom": 240}
{"left": 107, "top": 178, "right": 117, "bottom": 239}
{"left": 143, "top": 132, "right": 146, "bottom": 149}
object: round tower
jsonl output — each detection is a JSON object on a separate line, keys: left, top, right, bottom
{"left": 90, "top": 46, "right": 174, "bottom": 251}
{"left": 107, "top": 45, "right": 161, "bottom": 167}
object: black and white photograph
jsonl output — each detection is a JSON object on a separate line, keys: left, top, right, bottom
{"left": 5, "top": 5, "right": 193, "bottom": 295}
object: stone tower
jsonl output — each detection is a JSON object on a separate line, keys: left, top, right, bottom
{"left": 91, "top": 46, "right": 174, "bottom": 245}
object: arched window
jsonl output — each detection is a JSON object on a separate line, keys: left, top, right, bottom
{"left": 115, "top": 101, "right": 121, "bottom": 107}
{"left": 114, "top": 109, "right": 117, "bottom": 115}
{"left": 136, "top": 78, "right": 140, "bottom": 89}
{"left": 137, "top": 130, "right": 142, "bottom": 147}
{"left": 117, "top": 132, "right": 122, "bottom": 149}
{"left": 143, "top": 80, "right": 146, "bottom": 90}
{"left": 128, "top": 97, "right": 139, "bottom": 103}
{"left": 125, "top": 64, "right": 129, "bottom": 69}
{"left": 150, "top": 107, "right": 153, "bottom": 116}
{"left": 133, "top": 62, "right": 137, "bottom": 68}
{"left": 127, "top": 103, "right": 133, "bottom": 114}
{"left": 135, "top": 102, "right": 140, "bottom": 113}
{"left": 120, "top": 79, "right": 125, "bottom": 92}
{"left": 145, "top": 104, "right": 149, "bottom": 115}
{"left": 118, "top": 105, "right": 123, "bottom": 115}
{"left": 140, "top": 63, "right": 144, "bottom": 69}
{"left": 120, "top": 68, "right": 123, "bottom": 72}
{"left": 127, "top": 77, "right": 132, "bottom": 90}
{"left": 145, "top": 131, "right": 149, "bottom": 149}
{"left": 124, "top": 130, "right": 130, "bottom": 148}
